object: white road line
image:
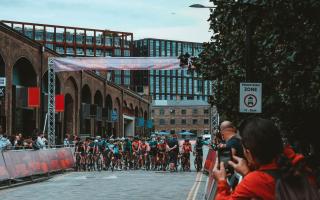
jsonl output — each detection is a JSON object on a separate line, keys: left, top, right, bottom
{"left": 192, "top": 173, "right": 203, "bottom": 200}
{"left": 186, "top": 172, "right": 202, "bottom": 200}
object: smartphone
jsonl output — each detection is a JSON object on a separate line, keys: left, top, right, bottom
{"left": 218, "top": 147, "right": 232, "bottom": 171}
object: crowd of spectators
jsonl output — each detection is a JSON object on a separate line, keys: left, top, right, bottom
{"left": 0, "top": 126, "right": 48, "bottom": 151}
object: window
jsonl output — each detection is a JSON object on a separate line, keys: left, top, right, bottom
{"left": 170, "top": 119, "right": 175, "bottom": 125}
{"left": 204, "top": 119, "right": 209, "bottom": 124}
{"left": 204, "top": 109, "right": 209, "bottom": 114}
{"left": 193, "top": 119, "right": 198, "bottom": 125}
{"left": 152, "top": 109, "right": 155, "bottom": 114}
{"left": 160, "top": 109, "right": 165, "bottom": 115}
{"left": 170, "top": 109, "right": 175, "bottom": 115}
{"left": 160, "top": 119, "right": 166, "bottom": 125}
{"left": 181, "top": 119, "right": 186, "bottom": 125}
{"left": 193, "top": 109, "right": 198, "bottom": 114}
{"left": 181, "top": 109, "right": 186, "bottom": 115}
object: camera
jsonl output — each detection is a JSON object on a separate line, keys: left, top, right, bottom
{"left": 218, "top": 147, "right": 233, "bottom": 173}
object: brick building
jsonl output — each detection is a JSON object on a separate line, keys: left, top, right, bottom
{"left": 0, "top": 22, "right": 150, "bottom": 143}
{"left": 151, "top": 100, "right": 211, "bottom": 136}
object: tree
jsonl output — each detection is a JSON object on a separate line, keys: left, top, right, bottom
{"left": 189, "top": 0, "right": 320, "bottom": 162}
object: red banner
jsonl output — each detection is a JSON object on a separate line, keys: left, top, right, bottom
{"left": 28, "top": 87, "right": 40, "bottom": 108}
{"left": 55, "top": 94, "right": 65, "bottom": 112}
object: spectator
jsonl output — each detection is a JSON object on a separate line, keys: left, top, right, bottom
{"left": 213, "top": 117, "right": 319, "bottom": 199}
{"left": 64, "top": 134, "right": 70, "bottom": 147}
{"left": 24, "top": 136, "right": 33, "bottom": 149}
{"left": 0, "top": 134, "right": 11, "bottom": 151}
{"left": 219, "top": 121, "right": 244, "bottom": 158}
{"left": 36, "top": 132, "right": 46, "bottom": 149}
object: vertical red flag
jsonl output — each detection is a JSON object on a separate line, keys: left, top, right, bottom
{"left": 28, "top": 87, "right": 40, "bottom": 108}
{"left": 55, "top": 94, "right": 64, "bottom": 112}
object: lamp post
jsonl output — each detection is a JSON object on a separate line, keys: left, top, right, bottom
{"left": 190, "top": 3, "right": 220, "bottom": 137}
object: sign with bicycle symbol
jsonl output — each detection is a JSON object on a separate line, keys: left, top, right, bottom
{"left": 240, "top": 83, "right": 262, "bottom": 113}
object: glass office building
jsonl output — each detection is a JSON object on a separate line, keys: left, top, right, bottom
{"left": 134, "top": 38, "right": 212, "bottom": 101}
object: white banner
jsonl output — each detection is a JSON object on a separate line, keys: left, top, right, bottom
{"left": 51, "top": 57, "right": 182, "bottom": 72}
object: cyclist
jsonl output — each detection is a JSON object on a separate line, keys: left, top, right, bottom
{"left": 149, "top": 135, "right": 158, "bottom": 170}
{"left": 131, "top": 136, "right": 141, "bottom": 169}
{"left": 157, "top": 139, "right": 167, "bottom": 171}
{"left": 182, "top": 138, "right": 192, "bottom": 172}
{"left": 140, "top": 138, "right": 150, "bottom": 169}
{"left": 167, "top": 133, "right": 179, "bottom": 172}
{"left": 112, "top": 139, "right": 121, "bottom": 171}
{"left": 194, "top": 136, "right": 204, "bottom": 171}
{"left": 123, "top": 137, "right": 132, "bottom": 170}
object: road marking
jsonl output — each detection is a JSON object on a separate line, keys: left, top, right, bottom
{"left": 192, "top": 173, "right": 203, "bottom": 200}
{"left": 186, "top": 172, "right": 203, "bottom": 200}
{"left": 103, "top": 175, "right": 118, "bottom": 179}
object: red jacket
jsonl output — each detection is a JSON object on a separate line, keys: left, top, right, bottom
{"left": 215, "top": 145, "right": 306, "bottom": 200}
{"left": 215, "top": 162, "right": 277, "bottom": 200}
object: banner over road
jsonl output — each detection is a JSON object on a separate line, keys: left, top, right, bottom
{"left": 51, "top": 57, "right": 182, "bottom": 72}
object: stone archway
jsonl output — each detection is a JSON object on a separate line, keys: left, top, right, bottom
{"left": 94, "top": 90, "right": 103, "bottom": 136}
{"left": 63, "top": 76, "right": 78, "bottom": 138}
{"left": 12, "top": 57, "right": 37, "bottom": 137}
{"left": 64, "top": 93, "right": 74, "bottom": 137}
{"left": 81, "top": 84, "right": 91, "bottom": 135}
{"left": 105, "top": 95, "right": 113, "bottom": 137}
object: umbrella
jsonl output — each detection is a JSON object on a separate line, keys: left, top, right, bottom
{"left": 178, "top": 131, "right": 194, "bottom": 136}
{"left": 156, "top": 131, "right": 170, "bottom": 135}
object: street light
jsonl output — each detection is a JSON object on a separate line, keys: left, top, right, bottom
{"left": 190, "top": 3, "right": 219, "bottom": 136}
{"left": 189, "top": 4, "right": 216, "bottom": 9}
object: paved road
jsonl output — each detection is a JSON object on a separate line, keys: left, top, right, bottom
{"left": 0, "top": 145, "right": 209, "bottom": 200}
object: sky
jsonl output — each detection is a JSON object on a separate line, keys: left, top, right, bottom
{"left": 0, "top": 0, "right": 213, "bottom": 43}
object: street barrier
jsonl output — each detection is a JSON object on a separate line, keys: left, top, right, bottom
{"left": 204, "top": 149, "right": 216, "bottom": 173}
{"left": 204, "top": 149, "right": 217, "bottom": 200}
{"left": 0, "top": 153, "right": 9, "bottom": 181}
{"left": 0, "top": 147, "right": 74, "bottom": 182}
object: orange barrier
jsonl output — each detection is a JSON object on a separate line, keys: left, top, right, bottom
{"left": 204, "top": 149, "right": 217, "bottom": 200}
{"left": 0, "top": 147, "right": 74, "bottom": 181}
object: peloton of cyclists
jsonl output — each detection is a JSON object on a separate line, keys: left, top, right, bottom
{"left": 74, "top": 135, "right": 205, "bottom": 172}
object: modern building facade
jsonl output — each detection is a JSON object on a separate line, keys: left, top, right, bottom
{"left": 134, "top": 38, "right": 212, "bottom": 102}
{"left": 134, "top": 38, "right": 212, "bottom": 135}
{"left": 151, "top": 100, "right": 210, "bottom": 136}
{"left": 0, "top": 21, "right": 150, "bottom": 143}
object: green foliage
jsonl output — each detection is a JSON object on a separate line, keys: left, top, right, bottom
{"left": 192, "top": 0, "right": 320, "bottom": 146}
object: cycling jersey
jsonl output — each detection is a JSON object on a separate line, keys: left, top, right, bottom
{"left": 132, "top": 141, "right": 140, "bottom": 152}
{"left": 140, "top": 143, "right": 148, "bottom": 154}
{"left": 113, "top": 145, "right": 119, "bottom": 155}
{"left": 123, "top": 140, "right": 132, "bottom": 152}
{"left": 182, "top": 142, "right": 192, "bottom": 153}
{"left": 157, "top": 143, "right": 166, "bottom": 153}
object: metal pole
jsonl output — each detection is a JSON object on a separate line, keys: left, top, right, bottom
{"left": 48, "top": 58, "right": 56, "bottom": 147}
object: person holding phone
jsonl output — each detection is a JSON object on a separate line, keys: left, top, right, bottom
{"left": 212, "top": 117, "right": 319, "bottom": 200}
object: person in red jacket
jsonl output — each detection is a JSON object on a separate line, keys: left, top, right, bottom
{"left": 212, "top": 117, "right": 319, "bottom": 200}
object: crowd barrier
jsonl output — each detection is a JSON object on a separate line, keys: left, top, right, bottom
{"left": 0, "top": 147, "right": 74, "bottom": 182}
{"left": 204, "top": 149, "right": 217, "bottom": 200}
